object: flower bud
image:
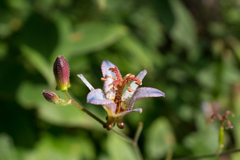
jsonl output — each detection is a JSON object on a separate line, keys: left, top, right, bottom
{"left": 43, "top": 90, "right": 59, "bottom": 104}
{"left": 53, "top": 55, "right": 70, "bottom": 92}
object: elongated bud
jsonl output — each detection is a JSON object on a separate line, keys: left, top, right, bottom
{"left": 53, "top": 55, "right": 70, "bottom": 92}
{"left": 43, "top": 90, "right": 59, "bottom": 104}
{"left": 42, "top": 90, "right": 71, "bottom": 106}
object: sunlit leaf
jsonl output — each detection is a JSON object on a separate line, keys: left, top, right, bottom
{"left": 183, "top": 112, "right": 219, "bottom": 159}
{"left": 23, "top": 134, "right": 96, "bottom": 160}
{"left": 145, "top": 117, "right": 176, "bottom": 159}
{"left": 106, "top": 133, "right": 138, "bottom": 160}
{"left": 0, "top": 134, "right": 18, "bottom": 160}
{"left": 16, "top": 81, "right": 101, "bottom": 129}
{"left": 169, "top": 0, "right": 199, "bottom": 61}
{"left": 20, "top": 45, "right": 55, "bottom": 88}
{"left": 51, "top": 14, "right": 128, "bottom": 60}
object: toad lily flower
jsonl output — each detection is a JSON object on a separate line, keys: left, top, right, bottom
{"left": 77, "top": 61, "right": 165, "bottom": 130}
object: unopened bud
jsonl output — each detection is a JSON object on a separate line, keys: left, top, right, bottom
{"left": 53, "top": 55, "right": 70, "bottom": 92}
{"left": 42, "top": 90, "right": 71, "bottom": 106}
{"left": 43, "top": 90, "right": 59, "bottom": 104}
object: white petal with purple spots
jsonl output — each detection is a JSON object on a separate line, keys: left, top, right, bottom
{"left": 127, "top": 87, "right": 165, "bottom": 110}
{"left": 101, "top": 61, "right": 121, "bottom": 94}
{"left": 122, "top": 70, "right": 147, "bottom": 102}
{"left": 115, "top": 108, "right": 142, "bottom": 117}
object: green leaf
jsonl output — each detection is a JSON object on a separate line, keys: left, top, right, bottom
{"left": 183, "top": 112, "right": 219, "bottom": 159}
{"left": 116, "top": 35, "right": 155, "bottom": 71}
{"left": 106, "top": 133, "right": 138, "bottom": 160}
{"left": 16, "top": 81, "right": 50, "bottom": 109}
{"left": 145, "top": 117, "right": 176, "bottom": 159}
{"left": 23, "top": 134, "right": 96, "bottom": 160}
{"left": 16, "top": 81, "right": 101, "bottom": 129}
{"left": 38, "top": 103, "right": 102, "bottom": 129}
{"left": 51, "top": 14, "right": 128, "bottom": 60}
{"left": 0, "top": 134, "right": 19, "bottom": 160}
{"left": 20, "top": 45, "right": 55, "bottom": 88}
{"left": 169, "top": 0, "right": 199, "bottom": 61}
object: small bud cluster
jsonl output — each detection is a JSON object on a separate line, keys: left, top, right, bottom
{"left": 43, "top": 55, "right": 71, "bottom": 106}
{"left": 211, "top": 110, "right": 234, "bottom": 129}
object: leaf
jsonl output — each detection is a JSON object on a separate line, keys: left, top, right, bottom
{"left": 20, "top": 45, "right": 55, "bottom": 88}
{"left": 38, "top": 103, "right": 102, "bottom": 129}
{"left": 16, "top": 81, "right": 50, "bottom": 109}
{"left": 0, "top": 134, "right": 19, "bottom": 160}
{"left": 51, "top": 14, "right": 128, "bottom": 60}
{"left": 145, "top": 117, "right": 176, "bottom": 159}
{"left": 116, "top": 34, "right": 155, "bottom": 71}
{"left": 16, "top": 81, "right": 101, "bottom": 129}
{"left": 23, "top": 134, "right": 96, "bottom": 160}
{"left": 169, "top": 0, "right": 199, "bottom": 61}
{"left": 183, "top": 112, "right": 219, "bottom": 159}
{"left": 106, "top": 133, "right": 138, "bottom": 160}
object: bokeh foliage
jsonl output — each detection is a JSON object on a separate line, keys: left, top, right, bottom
{"left": 1, "top": 0, "right": 240, "bottom": 159}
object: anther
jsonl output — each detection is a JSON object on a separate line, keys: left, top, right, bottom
{"left": 129, "top": 74, "right": 135, "bottom": 78}
{"left": 135, "top": 81, "right": 142, "bottom": 85}
{"left": 127, "top": 88, "right": 133, "bottom": 92}
{"left": 101, "top": 78, "right": 108, "bottom": 81}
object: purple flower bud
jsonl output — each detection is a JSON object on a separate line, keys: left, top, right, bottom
{"left": 42, "top": 90, "right": 59, "bottom": 104}
{"left": 53, "top": 55, "right": 70, "bottom": 92}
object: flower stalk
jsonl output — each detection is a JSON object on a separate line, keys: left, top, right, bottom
{"left": 211, "top": 110, "right": 234, "bottom": 153}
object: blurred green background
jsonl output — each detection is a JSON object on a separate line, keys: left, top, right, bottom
{"left": 1, "top": 0, "right": 240, "bottom": 159}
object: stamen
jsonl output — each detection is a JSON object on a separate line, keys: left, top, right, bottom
{"left": 106, "top": 76, "right": 116, "bottom": 81}
{"left": 135, "top": 81, "right": 142, "bottom": 85}
{"left": 129, "top": 74, "right": 135, "bottom": 78}
{"left": 123, "top": 74, "right": 131, "bottom": 80}
{"left": 127, "top": 88, "right": 133, "bottom": 92}
{"left": 109, "top": 67, "right": 122, "bottom": 80}
{"left": 101, "top": 78, "right": 108, "bottom": 81}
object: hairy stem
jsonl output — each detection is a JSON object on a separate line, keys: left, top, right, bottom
{"left": 64, "top": 91, "right": 105, "bottom": 126}
{"left": 64, "top": 91, "right": 144, "bottom": 160}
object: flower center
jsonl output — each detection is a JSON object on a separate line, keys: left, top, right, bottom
{"left": 102, "top": 67, "right": 142, "bottom": 114}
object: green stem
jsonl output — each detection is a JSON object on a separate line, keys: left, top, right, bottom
{"left": 217, "top": 122, "right": 224, "bottom": 153}
{"left": 133, "top": 122, "right": 144, "bottom": 160}
{"left": 64, "top": 92, "right": 105, "bottom": 126}
{"left": 111, "top": 128, "right": 134, "bottom": 143}
{"left": 134, "top": 122, "right": 143, "bottom": 143}
{"left": 64, "top": 91, "right": 144, "bottom": 160}
{"left": 165, "top": 150, "right": 173, "bottom": 160}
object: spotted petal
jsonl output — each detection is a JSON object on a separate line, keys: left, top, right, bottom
{"left": 77, "top": 74, "right": 94, "bottom": 91}
{"left": 127, "top": 87, "right": 165, "bottom": 110}
{"left": 122, "top": 70, "right": 147, "bottom": 102}
{"left": 115, "top": 108, "right": 142, "bottom": 117}
{"left": 87, "top": 89, "right": 117, "bottom": 114}
{"left": 101, "top": 61, "right": 121, "bottom": 95}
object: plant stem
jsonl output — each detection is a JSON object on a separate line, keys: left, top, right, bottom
{"left": 64, "top": 91, "right": 144, "bottom": 160}
{"left": 172, "top": 148, "right": 240, "bottom": 160}
{"left": 132, "top": 122, "right": 144, "bottom": 160}
{"left": 165, "top": 150, "right": 173, "bottom": 160}
{"left": 64, "top": 91, "right": 105, "bottom": 126}
{"left": 134, "top": 122, "right": 143, "bottom": 143}
{"left": 111, "top": 128, "right": 134, "bottom": 143}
